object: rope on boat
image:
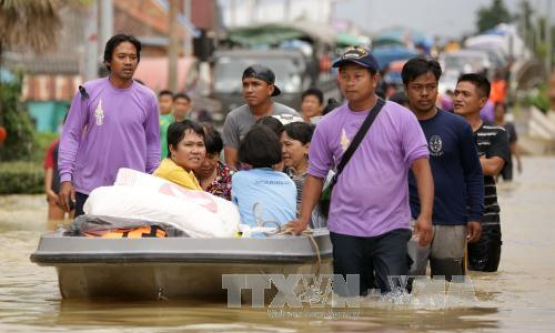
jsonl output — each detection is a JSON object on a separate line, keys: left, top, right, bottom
{"left": 252, "top": 203, "right": 322, "bottom": 273}
{"left": 279, "top": 226, "right": 322, "bottom": 275}
{"left": 253, "top": 202, "right": 282, "bottom": 236}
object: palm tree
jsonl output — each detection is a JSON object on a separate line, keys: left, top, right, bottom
{"left": 0, "top": 0, "right": 61, "bottom": 132}
{"left": 0, "top": 0, "right": 90, "bottom": 83}
{"left": 0, "top": 0, "right": 65, "bottom": 53}
{"left": 0, "top": 0, "right": 86, "bottom": 160}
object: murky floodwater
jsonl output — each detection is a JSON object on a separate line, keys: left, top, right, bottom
{"left": 1, "top": 156, "right": 555, "bottom": 332}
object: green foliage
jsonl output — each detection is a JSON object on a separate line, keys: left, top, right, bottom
{"left": 535, "top": 42, "right": 547, "bottom": 62}
{"left": 476, "top": 0, "right": 513, "bottom": 33}
{"left": 524, "top": 83, "right": 550, "bottom": 113}
{"left": 0, "top": 81, "right": 38, "bottom": 161}
{"left": 0, "top": 162, "right": 43, "bottom": 194}
{"left": 532, "top": 19, "right": 555, "bottom": 67}
{"left": 0, "top": 114, "right": 58, "bottom": 194}
{"left": 32, "top": 132, "right": 59, "bottom": 163}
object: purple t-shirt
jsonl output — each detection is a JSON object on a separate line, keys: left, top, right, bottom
{"left": 59, "top": 77, "right": 160, "bottom": 194}
{"left": 480, "top": 100, "right": 494, "bottom": 122}
{"left": 308, "top": 101, "right": 429, "bottom": 237}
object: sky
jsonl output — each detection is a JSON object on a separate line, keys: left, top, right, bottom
{"left": 217, "top": 0, "right": 555, "bottom": 39}
{"left": 334, "top": 0, "right": 554, "bottom": 38}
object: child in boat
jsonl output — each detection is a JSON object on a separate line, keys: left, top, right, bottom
{"left": 256, "top": 116, "right": 286, "bottom": 172}
{"left": 154, "top": 120, "right": 205, "bottom": 190}
{"left": 231, "top": 125, "right": 296, "bottom": 235}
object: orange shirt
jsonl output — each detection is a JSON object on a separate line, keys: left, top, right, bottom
{"left": 490, "top": 80, "right": 507, "bottom": 104}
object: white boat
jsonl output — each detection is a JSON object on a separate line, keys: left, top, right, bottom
{"left": 30, "top": 226, "right": 332, "bottom": 302}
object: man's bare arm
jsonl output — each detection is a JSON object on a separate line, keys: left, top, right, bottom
{"left": 411, "top": 157, "right": 434, "bottom": 246}
{"left": 224, "top": 146, "right": 239, "bottom": 170}
{"left": 479, "top": 156, "right": 505, "bottom": 176}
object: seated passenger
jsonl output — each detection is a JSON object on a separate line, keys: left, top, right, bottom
{"left": 256, "top": 116, "right": 285, "bottom": 171}
{"left": 154, "top": 120, "right": 205, "bottom": 190}
{"left": 194, "top": 125, "right": 234, "bottom": 200}
{"left": 232, "top": 125, "right": 296, "bottom": 232}
{"left": 281, "top": 122, "right": 315, "bottom": 213}
{"left": 256, "top": 116, "right": 285, "bottom": 137}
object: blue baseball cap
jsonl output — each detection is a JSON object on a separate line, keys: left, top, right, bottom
{"left": 332, "top": 46, "right": 379, "bottom": 72}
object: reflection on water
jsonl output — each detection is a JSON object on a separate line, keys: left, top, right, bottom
{"left": 1, "top": 156, "right": 555, "bottom": 332}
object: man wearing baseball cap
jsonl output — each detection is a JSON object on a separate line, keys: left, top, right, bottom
{"left": 287, "top": 46, "right": 434, "bottom": 295}
{"left": 222, "top": 64, "right": 300, "bottom": 169}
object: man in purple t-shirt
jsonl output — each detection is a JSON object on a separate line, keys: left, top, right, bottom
{"left": 58, "top": 34, "right": 160, "bottom": 216}
{"left": 288, "top": 47, "right": 434, "bottom": 295}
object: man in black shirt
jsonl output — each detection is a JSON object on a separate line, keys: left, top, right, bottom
{"left": 454, "top": 73, "right": 510, "bottom": 272}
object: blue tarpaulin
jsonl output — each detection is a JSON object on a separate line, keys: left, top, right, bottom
{"left": 371, "top": 47, "right": 419, "bottom": 71}
{"left": 373, "top": 27, "right": 433, "bottom": 54}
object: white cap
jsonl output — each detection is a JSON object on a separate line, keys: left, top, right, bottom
{"left": 272, "top": 114, "right": 304, "bottom": 125}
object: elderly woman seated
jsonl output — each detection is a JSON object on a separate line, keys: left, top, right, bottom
{"left": 194, "top": 125, "right": 234, "bottom": 200}
{"left": 154, "top": 120, "right": 205, "bottom": 190}
{"left": 231, "top": 125, "right": 296, "bottom": 233}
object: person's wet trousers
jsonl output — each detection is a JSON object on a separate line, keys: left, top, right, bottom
{"left": 330, "top": 229, "right": 412, "bottom": 296}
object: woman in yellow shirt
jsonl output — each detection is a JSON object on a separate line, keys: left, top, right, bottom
{"left": 154, "top": 120, "right": 205, "bottom": 190}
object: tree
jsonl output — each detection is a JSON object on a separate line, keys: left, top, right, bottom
{"left": 0, "top": 0, "right": 65, "bottom": 53}
{"left": 0, "top": 0, "right": 87, "bottom": 161}
{"left": 0, "top": 0, "right": 61, "bottom": 161}
{"left": 0, "top": 80, "right": 36, "bottom": 161}
{"left": 476, "top": 0, "right": 513, "bottom": 33}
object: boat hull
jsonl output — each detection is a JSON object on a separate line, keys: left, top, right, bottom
{"left": 31, "top": 230, "right": 333, "bottom": 301}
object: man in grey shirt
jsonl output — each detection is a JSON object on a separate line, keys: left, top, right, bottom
{"left": 222, "top": 64, "right": 299, "bottom": 169}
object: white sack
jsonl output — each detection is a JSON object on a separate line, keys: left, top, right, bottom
{"left": 84, "top": 168, "right": 240, "bottom": 238}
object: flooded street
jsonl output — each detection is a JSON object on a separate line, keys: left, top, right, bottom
{"left": 1, "top": 156, "right": 554, "bottom": 332}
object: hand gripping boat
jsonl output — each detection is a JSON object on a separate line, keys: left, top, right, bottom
{"left": 30, "top": 217, "right": 332, "bottom": 302}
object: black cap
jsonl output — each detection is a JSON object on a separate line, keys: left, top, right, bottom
{"left": 332, "top": 46, "right": 379, "bottom": 72}
{"left": 242, "top": 65, "right": 281, "bottom": 96}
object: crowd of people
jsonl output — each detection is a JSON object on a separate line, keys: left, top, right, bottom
{"left": 45, "top": 34, "right": 519, "bottom": 296}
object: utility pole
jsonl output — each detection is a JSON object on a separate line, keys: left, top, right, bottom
{"left": 546, "top": 0, "right": 552, "bottom": 79}
{"left": 168, "top": 0, "right": 179, "bottom": 92}
{"left": 521, "top": 1, "right": 528, "bottom": 48}
{"left": 183, "top": 0, "right": 193, "bottom": 57}
{"left": 536, "top": 0, "right": 542, "bottom": 51}
{"left": 100, "top": 0, "right": 113, "bottom": 47}
{"left": 84, "top": 0, "right": 99, "bottom": 81}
